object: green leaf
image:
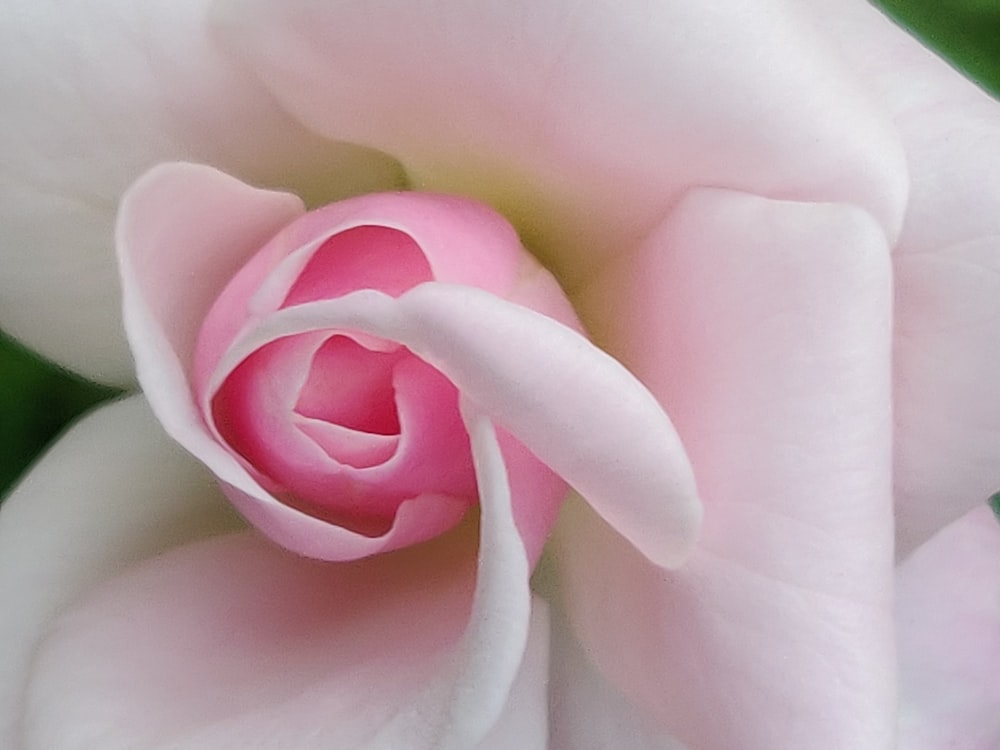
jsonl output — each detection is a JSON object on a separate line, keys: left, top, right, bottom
{"left": 0, "top": 332, "right": 121, "bottom": 499}
{"left": 874, "top": 0, "right": 1000, "bottom": 97}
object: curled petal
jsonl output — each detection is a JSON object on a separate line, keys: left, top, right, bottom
{"left": 223, "top": 283, "right": 702, "bottom": 569}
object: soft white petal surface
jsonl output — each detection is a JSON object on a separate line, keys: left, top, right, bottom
{"left": 0, "top": 396, "right": 244, "bottom": 748}
{"left": 20, "top": 406, "right": 543, "bottom": 750}
{"left": 563, "top": 188, "right": 895, "bottom": 749}
{"left": 213, "top": 0, "right": 906, "bottom": 288}
{"left": 896, "top": 504, "right": 1000, "bottom": 750}
{"left": 532, "top": 554, "right": 689, "bottom": 750}
{"left": 0, "top": 0, "right": 405, "bottom": 382}
{"left": 802, "top": 0, "right": 1000, "bottom": 556}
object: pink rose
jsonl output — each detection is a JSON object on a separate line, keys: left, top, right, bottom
{"left": 2, "top": 1, "right": 1000, "bottom": 749}
{"left": 119, "top": 163, "right": 700, "bottom": 568}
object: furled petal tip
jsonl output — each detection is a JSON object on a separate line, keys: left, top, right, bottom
{"left": 117, "top": 161, "right": 701, "bottom": 568}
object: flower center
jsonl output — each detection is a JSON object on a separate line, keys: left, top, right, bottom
{"left": 294, "top": 334, "right": 402, "bottom": 437}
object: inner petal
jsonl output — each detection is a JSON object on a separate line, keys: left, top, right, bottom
{"left": 294, "top": 334, "right": 403, "bottom": 436}
{"left": 295, "top": 417, "right": 399, "bottom": 470}
{"left": 282, "top": 225, "right": 434, "bottom": 306}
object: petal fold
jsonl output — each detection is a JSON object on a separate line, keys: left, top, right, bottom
{"left": 561, "top": 188, "right": 896, "bottom": 749}
{"left": 797, "top": 0, "right": 1000, "bottom": 556}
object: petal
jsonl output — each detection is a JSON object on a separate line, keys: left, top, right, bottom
{"left": 0, "top": 395, "right": 244, "bottom": 749}
{"left": 214, "top": 0, "right": 907, "bottom": 289}
{"left": 896, "top": 504, "right": 1000, "bottom": 750}
{"left": 799, "top": 0, "right": 1000, "bottom": 555}
{"left": 22, "top": 406, "right": 542, "bottom": 750}
{"left": 533, "top": 556, "right": 690, "bottom": 750}
{"left": 119, "top": 164, "right": 474, "bottom": 561}
{"left": 560, "top": 189, "right": 896, "bottom": 748}
{"left": 194, "top": 189, "right": 528, "bottom": 385}
{"left": 224, "top": 283, "right": 702, "bottom": 569}
{"left": 0, "top": 1, "right": 405, "bottom": 382}
{"left": 396, "top": 285, "right": 701, "bottom": 569}
{"left": 893, "top": 239, "right": 1000, "bottom": 556}
{"left": 119, "top": 162, "right": 305, "bottom": 397}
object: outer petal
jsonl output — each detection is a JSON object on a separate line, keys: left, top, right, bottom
{"left": 800, "top": 0, "right": 1000, "bottom": 555}
{"left": 0, "top": 0, "right": 405, "bottom": 382}
{"left": 896, "top": 505, "right": 1000, "bottom": 750}
{"left": 213, "top": 0, "right": 907, "bottom": 289}
{"left": 562, "top": 189, "right": 895, "bottom": 748}
{"left": 0, "top": 396, "right": 244, "bottom": 749}
{"left": 21, "top": 406, "right": 544, "bottom": 750}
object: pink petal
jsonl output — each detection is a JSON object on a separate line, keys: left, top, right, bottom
{"left": 222, "top": 283, "right": 701, "bottom": 569}
{"left": 537, "top": 564, "right": 690, "bottom": 750}
{"left": 22, "top": 405, "right": 543, "bottom": 750}
{"left": 120, "top": 164, "right": 478, "bottom": 562}
{"left": 799, "top": 0, "right": 1000, "bottom": 555}
{"left": 0, "top": 2, "right": 404, "bottom": 382}
{"left": 0, "top": 396, "right": 244, "bottom": 749}
{"left": 213, "top": 0, "right": 906, "bottom": 289}
{"left": 396, "top": 285, "right": 702, "bottom": 569}
{"left": 193, "top": 189, "right": 529, "bottom": 389}
{"left": 896, "top": 504, "right": 1000, "bottom": 750}
{"left": 211, "top": 334, "right": 476, "bottom": 534}
{"left": 119, "top": 162, "right": 304, "bottom": 388}
{"left": 561, "top": 188, "right": 895, "bottom": 748}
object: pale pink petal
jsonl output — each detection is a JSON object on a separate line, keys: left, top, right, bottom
{"left": 0, "top": 396, "right": 244, "bottom": 749}
{"left": 117, "top": 162, "right": 303, "bottom": 524}
{"left": 22, "top": 530, "right": 474, "bottom": 749}
{"left": 22, "top": 405, "right": 543, "bottom": 750}
{"left": 0, "top": 0, "right": 405, "bottom": 382}
{"left": 561, "top": 188, "right": 895, "bottom": 748}
{"left": 214, "top": 0, "right": 907, "bottom": 289}
{"left": 396, "top": 285, "right": 701, "bottom": 569}
{"left": 118, "top": 162, "right": 304, "bottom": 388}
{"left": 533, "top": 557, "right": 690, "bottom": 750}
{"left": 222, "top": 282, "right": 701, "bottom": 569}
{"left": 474, "top": 600, "right": 549, "bottom": 750}
{"left": 896, "top": 504, "right": 1000, "bottom": 750}
{"left": 893, "top": 240, "right": 1000, "bottom": 555}
{"left": 798, "top": 0, "right": 1000, "bottom": 555}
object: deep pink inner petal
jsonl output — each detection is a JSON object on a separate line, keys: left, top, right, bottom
{"left": 210, "top": 328, "right": 478, "bottom": 538}
{"left": 295, "top": 417, "right": 399, "bottom": 470}
{"left": 294, "top": 334, "right": 403, "bottom": 436}
{"left": 283, "top": 225, "right": 433, "bottom": 305}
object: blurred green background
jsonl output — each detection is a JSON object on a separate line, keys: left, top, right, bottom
{"left": 1, "top": 0, "right": 999, "bottom": 500}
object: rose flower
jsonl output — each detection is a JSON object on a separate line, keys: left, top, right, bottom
{"left": 2, "top": 1, "right": 1000, "bottom": 748}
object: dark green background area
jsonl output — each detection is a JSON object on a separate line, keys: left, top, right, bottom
{"left": 1, "top": 0, "right": 999, "bottom": 499}
{"left": 0, "top": 332, "right": 120, "bottom": 496}
{"left": 876, "top": 0, "right": 1000, "bottom": 95}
